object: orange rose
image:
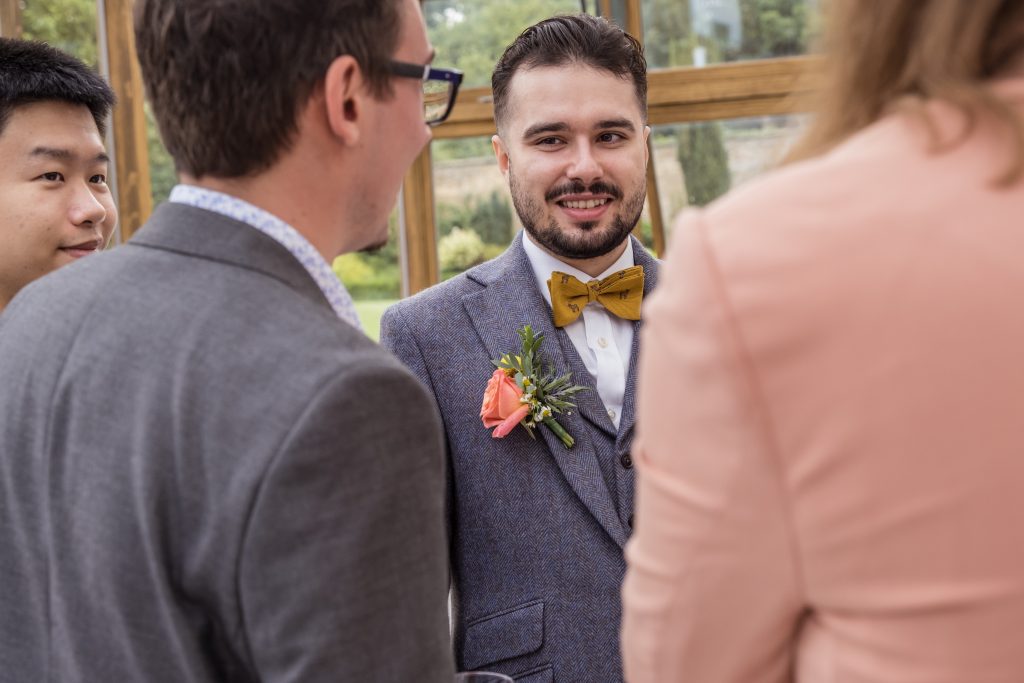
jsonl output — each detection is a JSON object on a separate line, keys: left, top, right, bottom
{"left": 480, "top": 369, "right": 531, "bottom": 438}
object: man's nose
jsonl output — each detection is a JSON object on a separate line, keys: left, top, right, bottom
{"left": 566, "top": 143, "right": 603, "bottom": 185}
{"left": 68, "top": 184, "right": 107, "bottom": 227}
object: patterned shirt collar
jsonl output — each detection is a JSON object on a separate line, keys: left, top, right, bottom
{"left": 168, "top": 184, "right": 362, "bottom": 330}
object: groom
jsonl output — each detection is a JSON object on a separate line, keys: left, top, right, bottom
{"left": 382, "top": 14, "right": 656, "bottom": 683}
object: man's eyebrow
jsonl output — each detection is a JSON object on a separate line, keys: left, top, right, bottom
{"left": 522, "top": 122, "right": 569, "bottom": 140}
{"left": 29, "top": 146, "right": 74, "bottom": 161}
{"left": 597, "top": 118, "right": 637, "bottom": 132}
{"left": 522, "top": 119, "right": 637, "bottom": 140}
{"left": 28, "top": 147, "right": 109, "bottom": 164}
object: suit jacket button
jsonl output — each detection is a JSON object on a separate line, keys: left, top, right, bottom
{"left": 620, "top": 453, "right": 633, "bottom": 469}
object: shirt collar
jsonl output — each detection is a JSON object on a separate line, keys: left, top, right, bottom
{"left": 521, "top": 230, "right": 636, "bottom": 308}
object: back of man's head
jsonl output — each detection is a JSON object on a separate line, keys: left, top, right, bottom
{"left": 134, "top": 0, "right": 405, "bottom": 180}
{"left": 491, "top": 14, "right": 648, "bottom": 135}
{"left": 0, "top": 38, "right": 116, "bottom": 138}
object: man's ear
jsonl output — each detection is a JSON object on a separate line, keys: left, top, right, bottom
{"left": 642, "top": 124, "right": 651, "bottom": 166}
{"left": 323, "top": 55, "right": 366, "bottom": 146}
{"left": 492, "top": 134, "right": 511, "bottom": 177}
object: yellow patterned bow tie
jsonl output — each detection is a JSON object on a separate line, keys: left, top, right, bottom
{"left": 547, "top": 266, "right": 645, "bottom": 328}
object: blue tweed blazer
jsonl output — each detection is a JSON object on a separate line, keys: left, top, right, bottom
{"left": 381, "top": 233, "right": 659, "bottom": 683}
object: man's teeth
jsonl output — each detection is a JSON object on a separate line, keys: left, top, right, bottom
{"left": 562, "top": 199, "right": 608, "bottom": 209}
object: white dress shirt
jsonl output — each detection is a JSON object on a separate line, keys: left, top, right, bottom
{"left": 522, "top": 232, "right": 635, "bottom": 429}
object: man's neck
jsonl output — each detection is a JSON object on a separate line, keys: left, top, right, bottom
{"left": 525, "top": 232, "right": 631, "bottom": 278}
{"left": 179, "top": 169, "right": 345, "bottom": 262}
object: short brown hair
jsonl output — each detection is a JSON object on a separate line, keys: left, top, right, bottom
{"left": 134, "top": 0, "right": 404, "bottom": 179}
{"left": 787, "top": 0, "right": 1024, "bottom": 183}
{"left": 491, "top": 14, "right": 648, "bottom": 133}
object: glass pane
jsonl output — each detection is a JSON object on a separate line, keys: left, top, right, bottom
{"left": 424, "top": 0, "right": 585, "bottom": 88}
{"left": 641, "top": 0, "right": 821, "bottom": 69}
{"left": 651, "top": 114, "right": 807, "bottom": 233}
{"left": 433, "top": 136, "right": 516, "bottom": 281}
{"left": 333, "top": 210, "right": 403, "bottom": 341}
{"left": 424, "top": 78, "right": 453, "bottom": 123}
{"left": 20, "top": 0, "right": 99, "bottom": 66}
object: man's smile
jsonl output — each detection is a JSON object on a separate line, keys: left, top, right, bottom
{"left": 59, "top": 237, "right": 103, "bottom": 258}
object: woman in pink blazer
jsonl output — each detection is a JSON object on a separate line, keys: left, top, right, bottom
{"left": 621, "top": 1, "right": 1024, "bottom": 681}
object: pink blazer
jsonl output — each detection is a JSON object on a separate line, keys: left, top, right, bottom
{"left": 622, "top": 80, "right": 1024, "bottom": 682}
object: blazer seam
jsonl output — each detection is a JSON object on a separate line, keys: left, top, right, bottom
{"left": 693, "top": 210, "right": 810, "bottom": 601}
{"left": 465, "top": 597, "right": 544, "bottom": 628}
{"left": 514, "top": 663, "right": 554, "bottom": 679}
{"left": 231, "top": 369, "right": 354, "bottom": 677}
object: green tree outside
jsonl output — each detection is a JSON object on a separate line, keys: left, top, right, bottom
{"left": 21, "top": 0, "right": 98, "bottom": 66}
{"left": 677, "top": 122, "right": 731, "bottom": 207}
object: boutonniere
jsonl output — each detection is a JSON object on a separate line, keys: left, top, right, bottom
{"left": 479, "top": 325, "right": 586, "bottom": 448}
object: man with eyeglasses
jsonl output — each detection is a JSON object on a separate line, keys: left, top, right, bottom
{"left": 382, "top": 14, "right": 656, "bottom": 683}
{"left": 0, "top": 1, "right": 458, "bottom": 681}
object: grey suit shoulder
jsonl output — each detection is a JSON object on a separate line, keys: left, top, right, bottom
{"left": 0, "top": 202, "right": 454, "bottom": 683}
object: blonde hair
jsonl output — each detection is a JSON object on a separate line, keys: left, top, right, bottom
{"left": 787, "top": 0, "right": 1024, "bottom": 183}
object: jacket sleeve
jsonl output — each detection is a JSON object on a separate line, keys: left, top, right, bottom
{"left": 380, "top": 303, "right": 458, "bottom": 584}
{"left": 621, "top": 210, "right": 805, "bottom": 683}
{"left": 237, "top": 355, "right": 453, "bottom": 682}
{"left": 380, "top": 303, "right": 436, "bottom": 393}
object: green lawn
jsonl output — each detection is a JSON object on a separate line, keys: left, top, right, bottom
{"left": 354, "top": 299, "right": 398, "bottom": 341}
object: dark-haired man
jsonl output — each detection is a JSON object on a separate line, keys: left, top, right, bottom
{"left": 0, "top": 38, "right": 117, "bottom": 311}
{"left": 382, "top": 14, "right": 657, "bottom": 682}
{"left": 0, "top": 1, "right": 456, "bottom": 681}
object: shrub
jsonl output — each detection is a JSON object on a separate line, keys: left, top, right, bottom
{"left": 439, "top": 227, "right": 486, "bottom": 273}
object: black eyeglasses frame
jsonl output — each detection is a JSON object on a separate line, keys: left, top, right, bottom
{"left": 388, "top": 60, "right": 464, "bottom": 126}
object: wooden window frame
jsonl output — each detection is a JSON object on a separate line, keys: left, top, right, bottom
{"left": 0, "top": 0, "right": 21, "bottom": 38}
{"left": 103, "top": 0, "right": 152, "bottom": 242}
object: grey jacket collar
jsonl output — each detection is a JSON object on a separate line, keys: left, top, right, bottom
{"left": 129, "top": 202, "right": 335, "bottom": 316}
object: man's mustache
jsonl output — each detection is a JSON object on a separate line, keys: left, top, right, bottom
{"left": 545, "top": 180, "right": 623, "bottom": 202}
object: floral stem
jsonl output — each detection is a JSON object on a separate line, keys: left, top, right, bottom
{"left": 543, "top": 417, "right": 574, "bottom": 448}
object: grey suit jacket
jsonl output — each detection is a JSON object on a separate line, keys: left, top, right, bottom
{"left": 381, "top": 233, "right": 659, "bottom": 683}
{"left": 0, "top": 202, "right": 454, "bottom": 682}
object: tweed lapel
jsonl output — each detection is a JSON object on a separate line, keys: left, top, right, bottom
{"left": 463, "top": 233, "right": 628, "bottom": 547}
{"left": 616, "top": 239, "right": 660, "bottom": 451}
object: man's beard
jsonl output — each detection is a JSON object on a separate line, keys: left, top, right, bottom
{"left": 509, "top": 172, "right": 646, "bottom": 261}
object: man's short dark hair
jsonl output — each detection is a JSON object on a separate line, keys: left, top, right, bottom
{"left": 134, "top": 0, "right": 405, "bottom": 179}
{"left": 491, "top": 14, "right": 648, "bottom": 133}
{"left": 0, "top": 38, "right": 116, "bottom": 138}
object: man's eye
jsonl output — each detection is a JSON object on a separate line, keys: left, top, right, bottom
{"left": 537, "top": 137, "right": 563, "bottom": 146}
{"left": 598, "top": 132, "right": 624, "bottom": 143}
{"left": 40, "top": 172, "right": 64, "bottom": 182}
{"left": 90, "top": 174, "right": 107, "bottom": 184}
